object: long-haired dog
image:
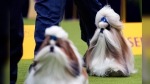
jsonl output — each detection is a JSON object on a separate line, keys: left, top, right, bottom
{"left": 85, "top": 5, "right": 137, "bottom": 77}
{"left": 24, "top": 26, "right": 88, "bottom": 84}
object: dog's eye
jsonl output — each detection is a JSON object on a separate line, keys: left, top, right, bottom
{"left": 33, "top": 61, "right": 38, "bottom": 71}
{"left": 33, "top": 61, "right": 38, "bottom": 67}
{"left": 56, "top": 43, "right": 61, "bottom": 47}
{"left": 106, "top": 25, "right": 111, "bottom": 30}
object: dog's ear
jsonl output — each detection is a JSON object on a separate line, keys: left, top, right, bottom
{"left": 65, "top": 40, "right": 80, "bottom": 77}
{"left": 66, "top": 61, "right": 80, "bottom": 77}
{"left": 38, "top": 36, "right": 50, "bottom": 52}
{"left": 57, "top": 39, "right": 80, "bottom": 77}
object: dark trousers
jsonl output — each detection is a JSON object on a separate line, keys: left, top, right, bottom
{"left": 74, "top": 0, "right": 102, "bottom": 45}
{"left": 34, "top": 0, "right": 102, "bottom": 55}
{"left": 64, "top": 0, "right": 74, "bottom": 20}
{"left": 10, "top": 0, "right": 24, "bottom": 84}
{"left": 0, "top": 0, "right": 9, "bottom": 83}
{"left": 34, "top": 0, "right": 66, "bottom": 55}
{"left": 22, "top": 0, "right": 29, "bottom": 18}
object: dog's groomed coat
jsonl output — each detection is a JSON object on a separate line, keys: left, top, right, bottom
{"left": 85, "top": 5, "right": 137, "bottom": 77}
{"left": 24, "top": 26, "right": 88, "bottom": 84}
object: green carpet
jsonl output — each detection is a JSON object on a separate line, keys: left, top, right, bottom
{"left": 17, "top": 19, "right": 142, "bottom": 84}
{"left": 17, "top": 56, "right": 141, "bottom": 84}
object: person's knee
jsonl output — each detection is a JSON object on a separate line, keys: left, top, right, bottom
{"left": 35, "top": 0, "right": 66, "bottom": 22}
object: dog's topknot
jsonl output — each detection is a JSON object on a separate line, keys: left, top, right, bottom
{"left": 95, "top": 5, "right": 123, "bottom": 30}
{"left": 45, "top": 26, "right": 68, "bottom": 39}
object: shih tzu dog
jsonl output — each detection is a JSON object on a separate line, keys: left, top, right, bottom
{"left": 84, "top": 5, "right": 137, "bottom": 77}
{"left": 24, "top": 26, "right": 88, "bottom": 84}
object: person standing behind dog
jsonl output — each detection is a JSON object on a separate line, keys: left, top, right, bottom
{"left": 10, "top": 0, "right": 24, "bottom": 84}
{"left": 32, "top": 0, "right": 102, "bottom": 68}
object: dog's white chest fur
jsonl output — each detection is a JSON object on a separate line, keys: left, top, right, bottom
{"left": 24, "top": 44, "right": 88, "bottom": 84}
{"left": 26, "top": 68, "right": 87, "bottom": 84}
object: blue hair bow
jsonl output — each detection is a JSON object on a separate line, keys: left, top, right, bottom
{"left": 100, "top": 17, "right": 108, "bottom": 23}
{"left": 50, "top": 36, "right": 57, "bottom": 41}
{"left": 99, "top": 17, "right": 110, "bottom": 33}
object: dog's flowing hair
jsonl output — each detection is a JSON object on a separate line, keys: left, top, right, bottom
{"left": 85, "top": 5, "right": 137, "bottom": 77}
{"left": 24, "top": 26, "right": 88, "bottom": 84}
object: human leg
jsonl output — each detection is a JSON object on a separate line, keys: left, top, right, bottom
{"left": 74, "top": 0, "right": 102, "bottom": 66}
{"left": 10, "top": 0, "right": 24, "bottom": 83}
{"left": 34, "top": 0, "right": 66, "bottom": 55}
{"left": 29, "top": 0, "right": 66, "bottom": 72}
{"left": 74, "top": 0, "right": 102, "bottom": 45}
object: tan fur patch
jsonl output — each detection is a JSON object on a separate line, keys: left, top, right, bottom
{"left": 38, "top": 35, "right": 50, "bottom": 52}
{"left": 82, "top": 68, "right": 88, "bottom": 78}
{"left": 57, "top": 38, "right": 80, "bottom": 77}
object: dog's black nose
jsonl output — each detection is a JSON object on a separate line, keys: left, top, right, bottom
{"left": 50, "top": 46, "right": 54, "bottom": 52}
{"left": 100, "top": 28, "right": 104, "bottom": 33}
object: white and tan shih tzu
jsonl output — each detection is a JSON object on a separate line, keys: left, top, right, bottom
{"left": 84, "top": 5, "right": 137, "bottom": 77}
{"left": 24, "top": 26, "right": 88, "bottom": 84}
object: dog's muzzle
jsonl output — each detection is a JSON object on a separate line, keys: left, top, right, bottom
{"left": 100, "top": 28, "right": 105, "bottom": 33}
